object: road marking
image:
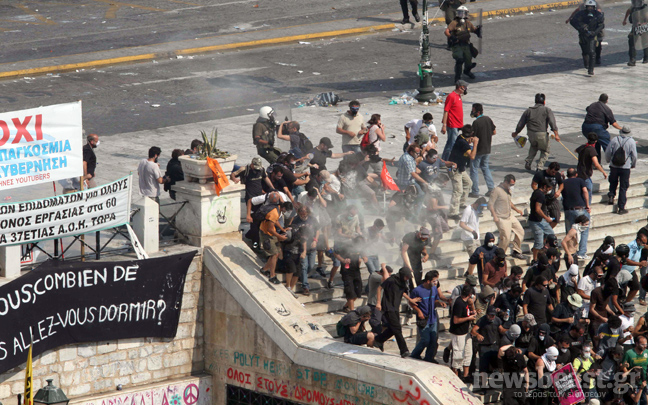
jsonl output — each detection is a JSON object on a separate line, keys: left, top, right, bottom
{"left": 91, "top": 0, "right": 165, "bottom": 19}
{"left": 163, "top": 0, "right": 201, "bottom": 5}
{"left": 12, "top": 4, "right": 57, "bottom": 25}
{"left": 119, "top": 67, "right": 268, "bottom": 87}
{"left": 0, "top": 0, "right": 590, "bottom": 79}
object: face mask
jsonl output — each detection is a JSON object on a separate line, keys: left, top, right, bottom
{"left": 350, "top": 108, "right": 359, "bottom": 116}
{"left": 487, "top": 242, "right": 494, "bottom": 248}
{"left": 539, "top": 335, "right": 546, "bottom": 341}
{"left": 498, "top": 261, "right": 505, "bottom": 268}
{"left": 503, "top": 314, "right": 510, "bottom": 321}
{"left": 560, "top": 348, "right": 569, "bottom": 353}
{"left": 548, "top": 356, "right": 557, "bottom": 362}
{"left": 347, "top": 214, "right": 354, "bottom": 220}
{"left": 509, "top": 185, "right": 515, "bottom": 193}
{"left": 423, "top": 121, "right": 432, "bottom": 126}
{"left": 94, "top": 140, "right": 100, "bottom": 148}
{"left": 510, "top": 334, "right": 520, "bottom": 340}
{"left": 470, "top": 111, "right": 476, "bottom": 118}
{"left": 154, "top": 158, "right": 158, "bottom": 163}
{"left": 583, "top": 352, "right": 591, "bottom": 359}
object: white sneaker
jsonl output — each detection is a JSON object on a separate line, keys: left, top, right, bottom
{"left": 577, "top": 254, "right": 590, "bottom": 260}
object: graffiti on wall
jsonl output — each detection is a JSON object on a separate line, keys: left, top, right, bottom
{"left": 79, "top": 379, "right": 212, "bottom": 405}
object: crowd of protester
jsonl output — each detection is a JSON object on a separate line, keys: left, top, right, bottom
{"left": 238, "top": 88, "right": 644, "bottom": 404}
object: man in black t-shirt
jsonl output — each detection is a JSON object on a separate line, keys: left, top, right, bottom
{"left": 498, "top": 346, "right": 529, "bottom": 403}
{"left": 469, "top": 103, "right": 497, "bottom": 197}
{"left": 449, "top": 284, "right": 476, "bottom": 379}
{"left": 532, "top": 162, "right": 563, "bottom": 228}
{"left": 265, "top": 165, "right": 294, "bottom": 204}
{"left": 447, "top": 125, "right": 479, "bottom": 219}
{"left": 472, "top": 306, "right": 505, "bottom": 388}
{"left": 562, "top": 168, "right": 591, "bottom": 259}
{"left": 83, "top": 133, "right": 99, "bottom": 189}
{"left": 528, "top": 179, "right": 556, "bottom": 261}
{"left": 575, "top": 132, "right": 607, "bottom": 205}
{"left": 522, "top": 275, "right": 554, "bottom": 325}
{"left": 231, "top": 157, "right": 273, "bottom": 202}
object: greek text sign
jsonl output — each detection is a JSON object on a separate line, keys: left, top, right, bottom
{"left": 0, "top": 176, "right": 132, "bottom": 246}
{"left": 0, "top": 251, "right": 196, "bottom": 375}
{"left": 0, "top": 102, "right": 83, "bottom": 189}
{"left": 551, "top": 364, "right": 585, "bottom": 405}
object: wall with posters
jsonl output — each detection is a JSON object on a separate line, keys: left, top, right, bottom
{"left": 0, "top": 246, "right": 204, "bottom": 404}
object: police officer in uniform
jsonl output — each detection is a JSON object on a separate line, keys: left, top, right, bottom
{"left": 253, "top": 106, "right": 282, "bottom": 164}
{"left": 444, "top": 6, "right": 482, "bottom": 83}
{"left": 441, "top": 0, "right": 467, "bottom": 49}
{"left": 566, "top": 0, "right": 604, "bottom": 65}
{"left": 570, "top": 0, "right": 605, "bottom": 76}
{"left": 623, "top": 0, "right": 648, "bottom": 65}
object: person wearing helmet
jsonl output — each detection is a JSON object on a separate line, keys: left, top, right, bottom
{"left": 566, "top": 0, "right": 604, "bottom": 65}
{"left": 253, "top": 106, "right": 282, "bottom": 164}
{"left": 441, "top": 0, "right": 468, "bottom": 49}
{"left": 570, "top": 0, "right": 605, "bottom": 76}
{"left": 623, "top": 0, "right": 648, "bottom": 66}
{"left": 444, "top": 6, "right": 482, "bottom": 83}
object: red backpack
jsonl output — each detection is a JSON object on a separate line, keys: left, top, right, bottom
{"left": 360, "top": 125, "right": 374, "bottom": 150}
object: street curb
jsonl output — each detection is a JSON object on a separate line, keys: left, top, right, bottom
{"left": 0, "top": 0, "right": 596, "bottom": 80}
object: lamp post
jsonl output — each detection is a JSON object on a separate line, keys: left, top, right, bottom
{"left": 415, "top": 0, "right": 435, "bottom": 102}
{"left": 33, "top": 380, "right": 69, "bottom": 405}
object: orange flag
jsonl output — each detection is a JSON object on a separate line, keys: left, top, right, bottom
{"left": 206, "top": 158, "right": 230, "bottom": 196}
{"left": 380, "top": 160, "right": 399, "bottom": 191}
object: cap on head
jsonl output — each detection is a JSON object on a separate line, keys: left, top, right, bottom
{"left": 487, "top": 306, "right": 497, "bottom": 315}
{"left": 466, "top": 275, "right": 478, "bottom": 286}
{"left": 320, "top": 137, "right": 334, "bottom": 149}
{"left": 508, "top": 324, "right": 521, "bottom": 337}
{"left": 624, "top": 302, "right": 636, "bottom": 313}
{"left": 620, "top": 126, "right": 632, "bottom": 135}
{"left": 495, "top": 248, "right": 506, "bottom": 259}
{"left": 522, "top": 313, "right": 537, "bottom": 326}
{"left": 398, "top": 267, "right": 412, "bottom": 279}
{"left": 356, "top": 306, "right": 371, "bottom": 317}
{"left": 251, "top": 157, "right": 263, "bottom": 170}
{"left": 478, "top": 285, "right": 495, "bottom": 300}
{"left": 419, "top": 227, "right": 431, "bottom": 238}
{"left": 456, "top": 79, "right": 469, "bottom": 88}
{"left": 567, "top": 293, "right": 583, "bottom": 307}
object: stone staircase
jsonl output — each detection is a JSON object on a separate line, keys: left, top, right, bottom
{"left": 271, "top": 173, "right": 648, "bottom": 403}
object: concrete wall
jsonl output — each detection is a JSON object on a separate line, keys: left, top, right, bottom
{"left": 203, "top": 234, "right": 482, "bottom": 405}
{"left": 0, "top": 246, "right": 204, "bottom": 404}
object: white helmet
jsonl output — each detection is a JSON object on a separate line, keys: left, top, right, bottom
{"left": 259, "top": 106, "right": 275, "bottom": 120}
{"left": 584, "top": 0, "right": 596, "bottom": 6}
{"left": 456, "top": 6, "right": 469, "bottom": 19}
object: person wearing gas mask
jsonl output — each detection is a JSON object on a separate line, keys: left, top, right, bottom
{"left": 489, "top": 174, "right": 526, "bottom": 260}
{"left": 444, "top": 6, "right": 482, "bottom": 83}
{"left": 336, "top": 100, "right": 367, "bottom": 154}
{"left": 623, "top": 0, "right": 648, "bottom": 66}
{"left": 441, "top": 0, "right": 467, "bottom": 49}
{"left": 495, "top": 285, "right": 522, "bottom": 322}
{"left": 467, "top": 232, "right": 498, "bottom": 281}
{"left": 253, "top": 106, "right": 282, "bottom": 164}
{"left": 482, "top": 248, "right": 507, "bottom": 289}
{"left": 570, "top": 0, "right": 605, "bottom": 76}
{"left": 501, "top": 323, "right": 521, "bottom": 347}
{"left": 534, "top": 345, "right": 559, "bottom": 405}
{"left": 559, "top": 265, "right": 581, "bottom": 303}
{"left": 512, "top": 93, "right": 560, "bottom": 172}
{"left": 471, "top": 306, "right": 506, "bottom": 391}
{"left": 527, "top": 323, "right": 556, "bottom": 369}
{"left": 517, "top": 313, "right": 538, "bottom": 353}
{"left": 475, "top": 285, "right": 496, "bottom": 318}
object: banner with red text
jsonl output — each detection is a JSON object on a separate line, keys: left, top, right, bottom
{"left": 0, "top": 102, "right": 83, "bottom": 190}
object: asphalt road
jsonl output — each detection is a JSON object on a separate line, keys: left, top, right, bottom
{"left": 0, "top": 2, "right": 634, "bottom": 135}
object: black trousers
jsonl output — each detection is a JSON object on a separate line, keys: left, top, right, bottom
{"left": 629, "top": 34, "right": 648, "bottom": 61}
{"left": 608, "top": 166, "right": 631, "bottom": 209}
{"left": 399, "top": 0, "right": 418, "bottom": 19}
{"left": 579, "top": 34, "right": 596, "bottom": 73}
{"left": 376, "top": 310, "right": 408, "bottom": 355}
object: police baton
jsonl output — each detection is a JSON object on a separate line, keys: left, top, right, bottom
{"left": 550, "top": 134, "right": 578, "bottom": 161}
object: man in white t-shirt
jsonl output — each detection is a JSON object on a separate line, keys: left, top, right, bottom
{"left": 577, "top": 265, "right": 602, "bottom": 317}
{"left": 459, "top": 197, "right": 488, "bottom": 256}
{"left": 137, "top": 146, "right": 165, "bottom": 203}
{"left": 404, "top": 113, "right": 438, "bottom": 152}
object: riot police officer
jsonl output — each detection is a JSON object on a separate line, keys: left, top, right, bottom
{"left": 570, "top": 0, "right": 605, "bottom": 76}
{"left": 623, "top": 0, "right": 648, "bottom": 65}
{"left": 444, "top": 6, "right": 482, "bottom": 83}
{"left": 441, "top": 0, "right": 467, "bottom": 49}
{"left": 253, "top": 106, "right": 282, "bottom": 164}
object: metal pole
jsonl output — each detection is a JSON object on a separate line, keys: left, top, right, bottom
{"left": 96, "top": 231, "right": 101, "bottom": 260}
{"left": 416, "top": 0, "right": 435, "bottom": 102}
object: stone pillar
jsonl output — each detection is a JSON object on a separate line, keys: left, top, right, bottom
{"left": 171, "top": 182, "right": 244, "bottom": 247}
{"left": 132, "top": 197, "right": 159, "bottom": 254}
{"left": 0, "top": 245, "right": 21, "bottom": 278}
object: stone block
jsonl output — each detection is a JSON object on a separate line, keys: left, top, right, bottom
{"left": 38, "top": 351, "right": 57, "bottom": 366}
{"left": 163, "top": 352, "right": 190, "bottom": 368}
{"left": 118, "top": 338, "right": 144, "bottom": 351}
{"left": 130, "top": 372, "right": 151, "bottom": 384}
{"left": 93, "top": 379, "right": 113, "bottom": 392}
{"left": 106, "top": 351, "right": 127, "bottom": 362}
{"left": 97, "top": 341, "right": 117, "bottom": 354}
{"left": 135, "top": 359, "right": 147, "bottom": 373}
{"left": 89, "top": 354, "right": 110, "bottom": 366}
{"left": 147, "top": 355, "right": 163, "bottom": 371}
{"left": 180, "top": 338, "right": 196, "bottom": 350}
{"left": 119, "top": 363, "right": 135, "bottom": 376}
{"left": 101, "top": 363, "right": 117, "bottom": 378}
{"left": 11, "top": 382, "right": 23, "bottom": 395}
{"left": 192, "top": 281, "right": 202, "bottom": 292}
{"left": 77, "top": 344, "right": 97, "bottom": 358}
{"left": 139, "top": 346, "right": 153, "bottom": 357}
{"left": 178, "top": 308, "right": 197, "bottom": 323}
{"left": 49, "top": 364, "right": 61, "bottom": 373}
{"left": 63, "top": 361, "right": 75, "bottom": 372}
{"left": 68, "top": 384, "right": 91, "bottom": 397}
{"left": 0, "top": 384, "right": 12, "bottom": 399}
{"left": 59, "top": 347, "right": 77, "bottom": 362}
{"left": 152, "top": 368, "right": 173, "bottom": 380}
{"left": 128, "top": 349, "right": 139, "bottom": 359}
{"left": 182, "top": 293, "right": 197, "bottom": 309}
{"left": 61, "top": 371, "right": 81, "bottom": 386}
{"left": 195, "top": 323, "right": 204, "bottom": 338}
{"left": 115, "top": 377, "right": 130, "bottom": 386}
{"left": 175, "top": 324, "right": 193, "bottom": 339}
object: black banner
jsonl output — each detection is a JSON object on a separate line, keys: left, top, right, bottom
{"left": 0, "top": 251, "right": 196, "bottom": 375}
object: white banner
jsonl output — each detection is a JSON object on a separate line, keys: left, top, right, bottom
{"left": 0, "top": 101, "right": 83, "bottom": 190}
{"left": 0, "top": 176, "right": 132, "bottom": 246}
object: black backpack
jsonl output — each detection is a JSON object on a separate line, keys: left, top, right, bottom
{"left": 252, "top": 194, "right": 280, "bottom": 223}
{"left": 611, "top": 137, "right": 630, "bottom": 166}
{"left": 298, "top": 133, "right": 313, "bottom": 152}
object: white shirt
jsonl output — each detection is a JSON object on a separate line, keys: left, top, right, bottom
{"left": 620, "top": 314, "right": 635, "bottom": 345}
{"left": 405, "top": 119, "right": 438, "bottom": 148}
{"left": 250, "top": 192, "right": 289, "bottom": 206}
{"left": 460, "top": 206, "right": 479, "bottom": 241}
{"left": 323, "top": 175, "right": 342, "bottom": 201}
{"left": 577, "top": 276, "right": 597, "bottom": 316}
{"left": 137, "top": 159, "right": 162, "bottom": 198}
{"left": 367, "top": 125, "right": 382, "bottom": 151}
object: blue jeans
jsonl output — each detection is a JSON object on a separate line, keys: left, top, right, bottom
{"left": 442, "top": 127, "right": 459, "bottom": 161}
{"left": 366, "top": 256, "right": 380, "bottom": 274}
{"left": 469, "top": 154, "right": 495, "bottom": 194}
{"left": 529, "top": 219, "right": 554, "bottom": 250}
{"left": 289, "top": 148, "right": 304, "bottom": 159}
{"left": 582, "top": 122, "right": 610, "bottom": 160}
{"left": 300, "top": 250, "right": 317, "bottom": 290}
{"left": 410, "top": 321, "right": 438, "bottom": 362}
{"left": 292, "top": 185, "right": 305, "bottom": 197}
{"left": 584, "top": 177, "right": 593, "bottom": 206}
{"left": 564, "top": 209, "right": 589, "bottom": 256}
{"left": 342, "top": 145, "right": 362, "bottom": 153}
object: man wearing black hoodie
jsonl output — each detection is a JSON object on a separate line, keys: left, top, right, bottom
{"left": 375, "top": 268, "right": 420, "bottom": 357}
{"left": 467, "top": 232, "right": 497, "bottom": 281}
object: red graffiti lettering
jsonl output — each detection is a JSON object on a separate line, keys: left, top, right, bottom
{"left": 12, "top": 116, "right": 33, "bottom": 144}
{"left": 257, "top": 376, "right": 262, "bottom": 389}
{"left": 391, "top": 379, "right": 435, "bottom": 405}
{"left": 226, "top": 368, "right": 252, "bottom": 386}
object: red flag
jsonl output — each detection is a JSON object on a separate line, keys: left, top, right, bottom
{"left": 380, "top": 160, "right": 399, "bottom": 191}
